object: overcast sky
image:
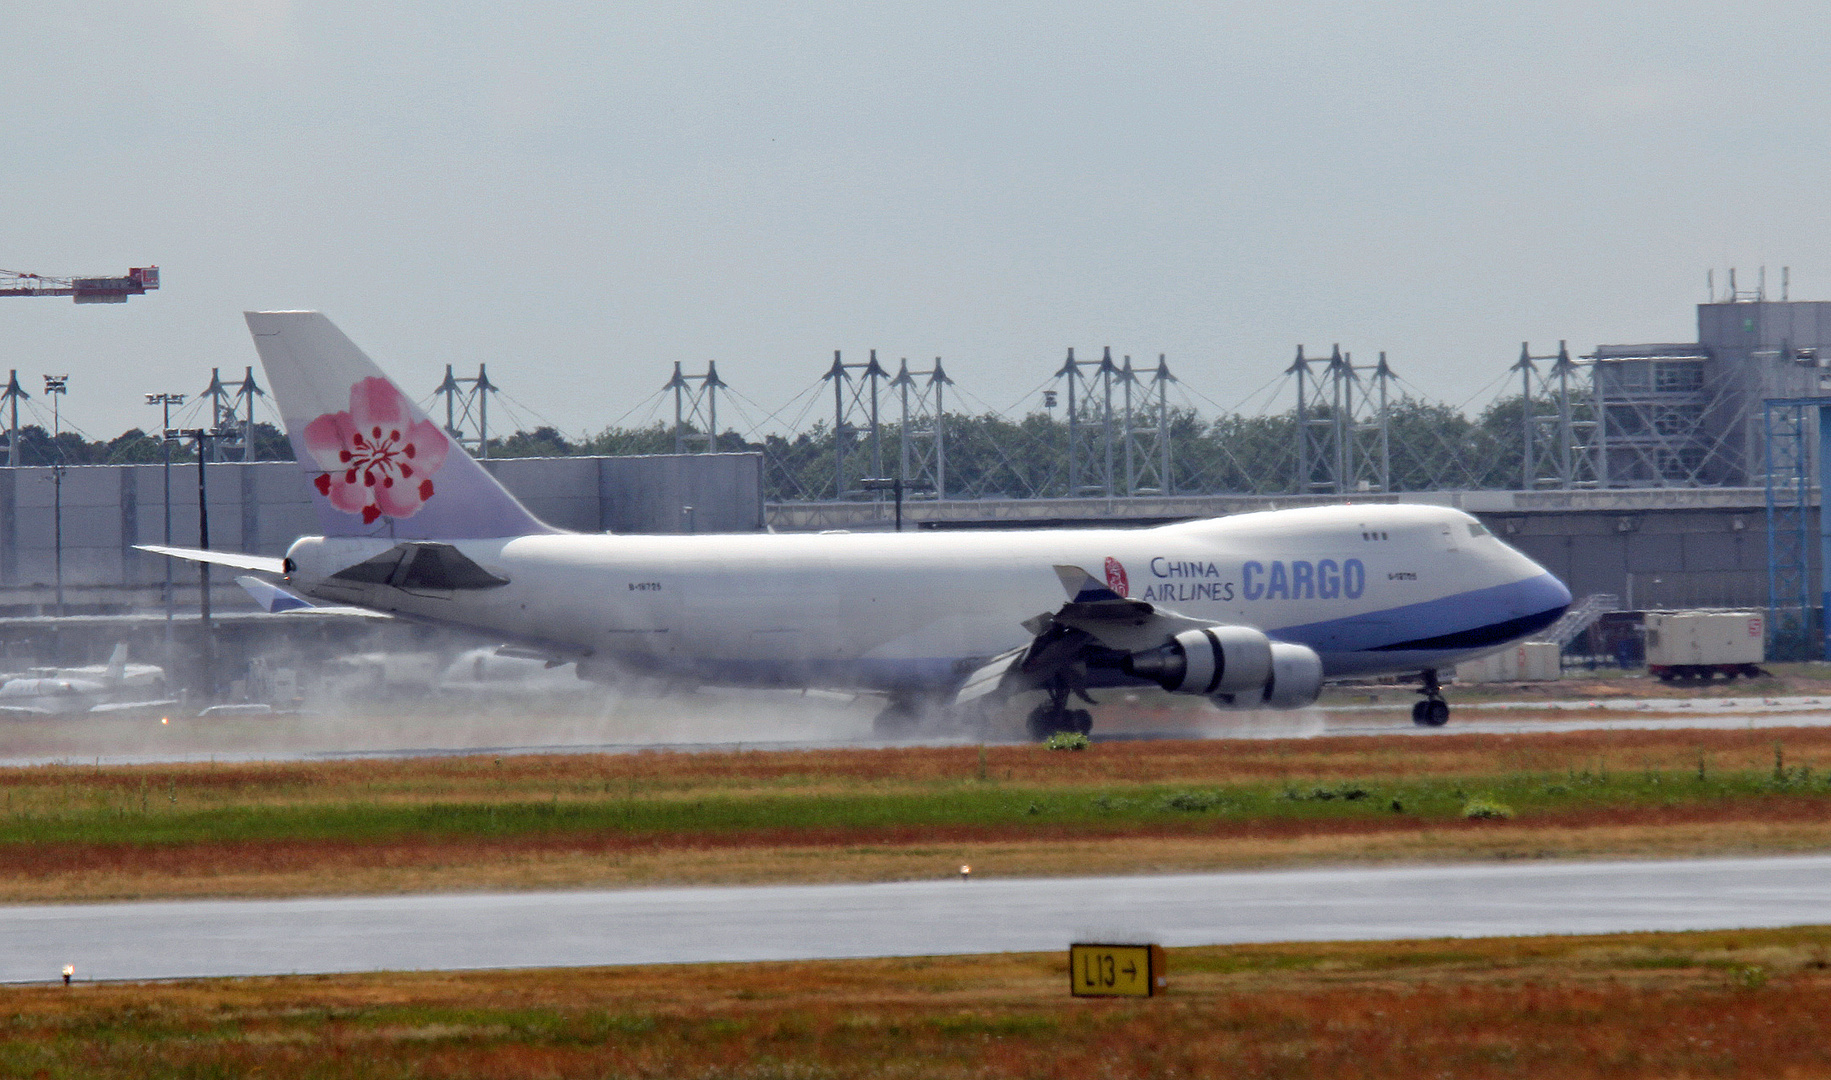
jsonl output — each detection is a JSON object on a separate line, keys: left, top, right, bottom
{"left": 5, "top": 2, "right": 1830, "bottom": 442}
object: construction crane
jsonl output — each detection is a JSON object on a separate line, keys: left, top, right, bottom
{"left": 0, "top": 266, "right": 159, "bottom": 303}
{"left": 1, "top": 264, "right": 160, "bottom": 463}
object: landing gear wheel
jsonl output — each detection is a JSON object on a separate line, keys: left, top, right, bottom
{"left": 1412, "top": 668, "right": 1450, "bottom": 727}
{"left": 1025, "top": 703, "right": 1061, "bottom": 741}
{"left": 1026, "top": 702, "right": 1094, "bottom": 740}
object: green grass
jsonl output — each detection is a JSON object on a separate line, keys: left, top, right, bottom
{"left": 0, "top": 765, "right": 1826, "bottom": 849}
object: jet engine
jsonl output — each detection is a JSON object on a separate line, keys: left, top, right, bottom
{"left": 1210, "top": 641, "right": 1325, "bottom": 710}
{"left": 1120, "top": 625, "right": 1273, "bottom": 696}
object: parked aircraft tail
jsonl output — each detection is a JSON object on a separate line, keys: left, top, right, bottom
{"left": 102, "top": 644, "right": 128, "bottom": 685}
{"left": 245, "top": 311, "right": 556, "bottom": 540}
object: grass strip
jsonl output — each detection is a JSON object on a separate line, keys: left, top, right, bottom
{"left": 3, "top": 728, "right": 1831, "bottom": 899}
{"left": 0, "top": 760, "right": 1824, "bottom": 846}
{"left": 6, "top": 926, "right": 1831, "bottom": 1078}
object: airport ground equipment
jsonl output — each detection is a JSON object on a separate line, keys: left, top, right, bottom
{"left": 1643, "top": 611, "right": 1766, "bottom": 682}
{"left": 1534, "top": 592, "right": 1622, "bottom": 649}
{"left": 1454, "top": 640, "right": 1562, "bottom": 683}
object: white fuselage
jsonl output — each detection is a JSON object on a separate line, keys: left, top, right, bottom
{"left": 283, "top": 503, "right": 1571, "bottom": 694}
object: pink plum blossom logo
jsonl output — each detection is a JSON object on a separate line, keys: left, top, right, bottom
{"left": 302, "top": 378, "right": 449, "bottom": 524}
{"left": 1104, "top": 556, "right": 1129, "bottom": 597}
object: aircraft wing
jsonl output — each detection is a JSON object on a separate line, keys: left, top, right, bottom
{"left": 953, "top": 565, "right": 1226, "bottom": 710}
{"left": 956, "top": 646, "right": 1026, "bottom": 705}
{"left": 88, "top": 699, "right": 182, "bottom": 715}
{"left": 136, "top": 545, "right": 287, "bottom": 575}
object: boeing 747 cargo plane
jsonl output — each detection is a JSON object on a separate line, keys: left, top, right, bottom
{"left": 144, "top": 313, "right": 1571, "bottom": 738}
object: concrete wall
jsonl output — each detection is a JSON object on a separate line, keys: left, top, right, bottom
{"left": 1484, "top": 505, "right": 1782, "bottom": 611}
{"left": 0, "top": 453, "right": 764, "bottom": 599}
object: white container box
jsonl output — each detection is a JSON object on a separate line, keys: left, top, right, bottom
{"left": 1454, "top": 640, "right": 1562, "bottom": 683}
{"left": 1643, "top": 611, "right": 1765, "bottom": 667}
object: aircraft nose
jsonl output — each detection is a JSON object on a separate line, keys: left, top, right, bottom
{"left": 1504, "top": 542, "right": 1571, "bottom": 613}
{"left": 1548, "top": 571, "right": 1573, "bottom": 610}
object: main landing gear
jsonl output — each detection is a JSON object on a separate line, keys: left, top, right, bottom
{"left": 1411, "top": 668, "right": 1450, "bottom": 727}
{"left": 1026, "top": 681, "right": 1094, "bottom": 741}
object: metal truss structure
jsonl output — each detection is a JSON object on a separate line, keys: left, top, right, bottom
{"left": 892, "top": 357, "right": 951, "bottom": 500}
{"left": 1119, "top": 355, "right": 1173, "bottom": 497}
{"left": 1515, "top": 341, "right": 1596, "bottom": 490}
{"left": 1285, "top": 345, "right": 1393, "bottom": 494}
{"left": 1763, "top": 399, "right": 1819, "bottom": 657}
{"left": 1056, "top": 347, "right": 1117, "bottom": 498}
{"left": 199, "top": 367, "right": 265, "bottom": 462}
{"left": 1591, "top": 345, "right": 1740, "bottom": 488}
{"left": 1286, "top": 346, "right": 1336, "bottom": 494}
{"left": 824, "top": 349, "right": 890, "bottom": 499}
{"left": 433, "top": 364, "right": 500, "bottom": 459}
{"left": 1, "top": 370, "right": 27, "bottom": 467}
{"left": 666, "top": 361, "right": 726, "bottom": 454}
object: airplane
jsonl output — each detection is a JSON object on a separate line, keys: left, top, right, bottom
{"left": 141, "top": 312, "right": 1572, "bottom": 738}
{"left": 0, "top": 644, "right": 175, "bottom": 717}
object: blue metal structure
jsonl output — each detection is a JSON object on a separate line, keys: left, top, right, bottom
{"left": 1764, "top": 398, "right": 1829, "bottom": 659}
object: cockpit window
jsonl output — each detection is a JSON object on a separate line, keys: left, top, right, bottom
{"left": 1468, "top": 523, "right": 1490, "bottom": 537}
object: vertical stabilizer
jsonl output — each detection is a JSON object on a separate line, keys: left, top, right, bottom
{"left": 102, "top": 644, "right": 127, "bottom": 685}
{"left": 245, "top": 311, "right": 555, "bottom": 539}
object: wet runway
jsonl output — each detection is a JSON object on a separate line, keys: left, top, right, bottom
{"left": 6, "top": 854, "right": 1831, "bottom": 983}
{"left": 7, "top": 693, "right": 1831, "bottom": 768}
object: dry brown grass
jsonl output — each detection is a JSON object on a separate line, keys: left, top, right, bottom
{"left": 10, "top": 927, "right": 1831, "bottom": 1077}
{"left": 1, "top": 798, "right": 1828, "bottom": 903}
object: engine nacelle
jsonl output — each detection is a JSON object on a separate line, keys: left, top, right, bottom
{"left": 1209, "top": 641, "right": 1324, "bottom": 710}
{"left": 1121, "top": 625, "right": 1273, "bottom": 695}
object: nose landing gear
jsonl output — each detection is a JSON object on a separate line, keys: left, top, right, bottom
{"left": 1411, "top": 668, "right": 1450, "bottom": 727}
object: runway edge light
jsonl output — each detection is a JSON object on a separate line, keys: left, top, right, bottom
{"left": 1069, "top": 942, "right": 1165, "bottom": 997}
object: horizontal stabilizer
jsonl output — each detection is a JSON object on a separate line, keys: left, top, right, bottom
{"left": 234, "top": 575, "right": 391, "bottom": 619}
{"left": 136, "top": 545, "right": 286, "bottom": 575}
{"left": 235, "top": 576, "right": 313, "bottom": 613}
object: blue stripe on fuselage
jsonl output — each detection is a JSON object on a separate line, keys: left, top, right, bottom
{"left": 1268, "top": 573, "right": 1571, "bottom": 662}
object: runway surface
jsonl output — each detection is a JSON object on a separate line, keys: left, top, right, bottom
{"left": 6, "top": 855, "right": 1831, "bottom": 983}
{"left": 7, "top": 692, "right": 1831, "bottom": 768}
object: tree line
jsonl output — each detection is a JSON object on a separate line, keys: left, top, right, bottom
{"left": 0, "top": 422, "right": 295, "bottom": 466}
{"left": 486, "top": 393, "right": 1555, "bottom": 501}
